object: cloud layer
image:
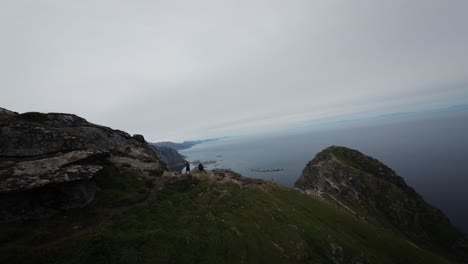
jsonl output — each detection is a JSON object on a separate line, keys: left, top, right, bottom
{"left": 1, "top": 0, "right": 468, "bottom": 141}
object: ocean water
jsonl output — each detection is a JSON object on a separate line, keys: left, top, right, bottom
{"left": 181, "top": 110, "right": 468, "bottom": 232}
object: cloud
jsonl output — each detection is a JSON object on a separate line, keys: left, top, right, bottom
{"left": 1, "top": 0, "right": 467, "bottom": 141}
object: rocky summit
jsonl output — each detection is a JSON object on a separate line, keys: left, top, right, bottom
{"left": 295, "top": 146, "right": 468, "bottom": 260}
{"left": 0, "top": 108, "right": 165, "bottom": 221}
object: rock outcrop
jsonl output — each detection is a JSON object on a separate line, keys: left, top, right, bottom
{"left": 0, "top": 108, "right": 165, "bottom": 221}
{"left": 295, "top": 146, "right": 467, "bottom": 258}
{"left": 0, "top": 150, "right": 108, "bottom": 193}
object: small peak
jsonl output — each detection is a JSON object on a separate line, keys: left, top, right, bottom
{"left": 132, "top": 134, "right": 146, "bottom": 143}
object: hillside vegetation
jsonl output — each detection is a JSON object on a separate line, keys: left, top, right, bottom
{"left": 0, "top": 167, "right": 452, "bottom": 264}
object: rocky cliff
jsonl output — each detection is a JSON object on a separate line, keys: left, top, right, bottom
{"left": 0, "top": 108, "right": 165, "bottom": 221}
{"left": 151, "top": 145, "right": 187, "bottom": 172}
{"left": 294, "top": 146, "right": 467, "bottom": 259}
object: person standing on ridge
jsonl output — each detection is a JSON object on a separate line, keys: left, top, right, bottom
{"left": 198, "top": 162, "right": 205, "bottom": 172}
{"left": 185, "top": 161, "right": 190, "bottom": 174}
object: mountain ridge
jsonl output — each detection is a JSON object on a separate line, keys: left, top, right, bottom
{"left": 0, "top": 107, "right": 466, "bottom": 263}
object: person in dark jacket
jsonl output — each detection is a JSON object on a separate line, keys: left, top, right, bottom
{"left": 198, "top": 163, "right": 205, "bottom": 172}
{"left": 185, "top": 161, "right": 190, "bottom": 174}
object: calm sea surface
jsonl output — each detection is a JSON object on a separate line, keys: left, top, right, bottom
{"left": 181, "top": 110, "right": 468, "bottom": 231}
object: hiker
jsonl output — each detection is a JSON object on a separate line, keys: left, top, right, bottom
{"left": 198, "top": 162, "right": 205, "bottom": 172}
{"left": 185, "top": 161, "right": 190, "bottom": 174}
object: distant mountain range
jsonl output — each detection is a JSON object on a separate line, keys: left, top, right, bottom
{"left": 152, "top": 137, "right": 226, "bottom": 151}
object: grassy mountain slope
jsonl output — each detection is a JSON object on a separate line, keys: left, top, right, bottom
{"left": 0, "top": 166, "right": 453, "bottom": 264}
{"left": 295, "top": 146, "right": 467, "bottom": 262}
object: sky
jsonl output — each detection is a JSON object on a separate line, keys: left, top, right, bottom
{"left": 1, "top": 0, "right": 468, "bottom": 141}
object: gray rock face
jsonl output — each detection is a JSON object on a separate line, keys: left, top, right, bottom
{"left": 0, "top": 108, "right": 165, "bottom": 221}
{"left": 295, "top": 146, "right": 467, "bottom": 257}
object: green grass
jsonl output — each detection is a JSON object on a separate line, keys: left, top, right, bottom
{"left": 329, "top": 147, "right": 465, "bottom": 260}
{"left": 330, "top": 148, "right": 384, "bottom": 177}
{"left": 0, "top": 167, "right": 454, "bottom": 264}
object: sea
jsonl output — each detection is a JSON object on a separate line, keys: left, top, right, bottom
{"left": 180, "top": 108, "right": 468, "bottom": 232}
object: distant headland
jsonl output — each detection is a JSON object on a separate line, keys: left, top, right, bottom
{"left": 151, "top": 137, "right": 227, "bottom": 151}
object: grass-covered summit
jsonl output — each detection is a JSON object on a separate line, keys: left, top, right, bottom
{"left": 295, "top": 146, "right": 468, "bottom": 262}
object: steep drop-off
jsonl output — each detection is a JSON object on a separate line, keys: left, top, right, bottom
{"left": 151, "top": 145, "right": 187, "bottom": 172}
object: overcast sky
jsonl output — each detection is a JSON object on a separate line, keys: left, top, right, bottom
{"left": 1, "top": 0, "right": 467, "bottom": 141}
